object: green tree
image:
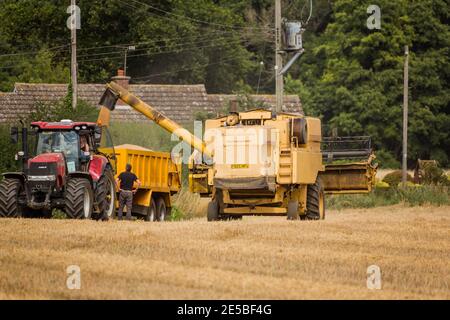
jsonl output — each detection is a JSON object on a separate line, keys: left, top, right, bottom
{"left": 286, "top": 0, "right": 449, "bottom": 167}
{"left": 0, "top": 0, "right": 268, "bottom": 93}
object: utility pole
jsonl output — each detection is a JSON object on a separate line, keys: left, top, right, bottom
{"left": 124, "top": 48, "right": 128, "bottom": 76}
{"left": 70, "top": 0, "right": 78, "bottom": 110}
{"left": 275, "top": 0, "right": 283, "bottom": 112}
{"left": 402, "top": 45, "right": 409, "bottom": 186}
{"left": 123, "top": 46, "right": 135, "bottom": 76}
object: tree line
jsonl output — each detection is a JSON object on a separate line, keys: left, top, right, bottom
{"left": 0, "top": 0, "right": 448, "bottom": 167}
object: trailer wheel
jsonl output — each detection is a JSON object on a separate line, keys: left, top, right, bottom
{"left": 65, "top": 178, "right": 94, "bottom": 219}
{"left": 94, "top": 170, "right": 116, "bottom": 221}
{"left": 306, "top": 178, "right": 325, "bottom": 220}
{"left": 145, "top": 197, "right": 157, "bottom": 222}
{"left": 287, "top": 200, "right": 299, "bottom": 220}
{"left": 0, "top": 178, "right": 23, "bottom": 218}
{"left": 156, "top": 198, "right": 167, "bottom": 222}
{"left": 207, "top": 199, "right": 219, "bottom": 221}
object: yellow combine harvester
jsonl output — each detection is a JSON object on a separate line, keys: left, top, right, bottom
{"left": 99, "top": 82, "right": 377, "bottom": 221}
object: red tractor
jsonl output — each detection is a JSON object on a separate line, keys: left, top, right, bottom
{"left": 0, "top": 120, "right": 116, "bottom": 220}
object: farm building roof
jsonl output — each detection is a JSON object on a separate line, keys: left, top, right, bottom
{"left": 0, "top": 80, "right": 302, "bottom": 124}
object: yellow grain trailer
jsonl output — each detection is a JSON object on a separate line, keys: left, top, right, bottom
{"left": 109, "top": 144, "right": 181, "bottom": 221}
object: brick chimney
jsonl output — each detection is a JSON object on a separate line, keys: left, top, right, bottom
{"left": 111, "top": 69, "right": 131, "bottom": 106}
{"left": 111, "top": 69, "right": 130, "bottom": 90}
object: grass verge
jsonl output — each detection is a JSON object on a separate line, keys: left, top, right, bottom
{"left": 327, "top": 186, "right": 450, "bottom": 210}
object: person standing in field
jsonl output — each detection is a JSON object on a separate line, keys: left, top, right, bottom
{"left": 116, "top": 164, "right": 141, "bottom": 221}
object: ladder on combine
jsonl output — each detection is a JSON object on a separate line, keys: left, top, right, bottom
{"left": 320, "top": 136, "right": 378, "bottom": 194}
{"left": 278, "top": 148, "right": 293, "bottom": 184}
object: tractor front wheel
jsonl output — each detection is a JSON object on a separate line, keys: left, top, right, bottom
{"left": 65, "top": 178, "right": 94, "bottom": 219}
{"left": 0, "top": 178, "right": 23, "bottom": 218}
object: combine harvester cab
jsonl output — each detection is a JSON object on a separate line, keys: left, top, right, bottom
{"left": 320, "top": 136, "right": 378, "bottom": 194}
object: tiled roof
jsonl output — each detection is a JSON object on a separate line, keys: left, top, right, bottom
{"left": 0, "top": 83, "right": 302, "bottom": 124}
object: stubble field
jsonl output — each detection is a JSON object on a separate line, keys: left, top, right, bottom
{"left": 0, "top": 205, "right": 449, "bottom": 300}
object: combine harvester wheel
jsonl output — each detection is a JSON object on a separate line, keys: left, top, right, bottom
{"left": 305, "top": 178, "right": 325, "bottom": 220}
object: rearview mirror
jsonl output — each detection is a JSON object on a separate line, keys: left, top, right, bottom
{"left": 99, "top": 88, "right": 119, "bottom": 111}
{"left": 94, "top": 127, "right": 102, "bottom": 147}
{"left": 10, "top": 127, "right": 19, "bottom": 144}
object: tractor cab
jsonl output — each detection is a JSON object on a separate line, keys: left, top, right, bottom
{"left": 31, "top": 120, "right": 101, "bottom": 173}
{"left": 0, "top": 120, "right": 117, "bottom": 220}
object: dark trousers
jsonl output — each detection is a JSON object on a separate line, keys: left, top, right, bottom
{"left": 118, "top": 190, "right": 133, "bottom": 220}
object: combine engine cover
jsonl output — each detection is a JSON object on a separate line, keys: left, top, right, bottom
{"left": 210, "top": 126, "right": 279, "bottom": 192}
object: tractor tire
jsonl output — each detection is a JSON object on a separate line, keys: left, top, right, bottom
{"left": 65, "top": 178, "right": 94, "bottom": 219}
{"left": 145, "top": 197, "right": 157, "bottom": 222}
{"left": 93, "top": 170, "right": 116, "bottom": 221}
{"left": 0, "top": 178, "right": 23, "bottom": 218}
{"left": 287, "top": 200, "right": 299, "bottom": 220}
{"left": 207, "top": 198, "right": 220, "bottom": 221}
{"left": 156, "top": 198, "right": 167, "bottom": 222}
{"left": 306, "top": 177, "right": 325, "bottom": 220}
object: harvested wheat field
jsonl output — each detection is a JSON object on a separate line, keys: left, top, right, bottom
{"left": 0, "top": 205, "right": 449, "bottom": 300}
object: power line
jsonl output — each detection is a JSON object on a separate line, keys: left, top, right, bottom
{"left": 133, "top": 55, "right": 249, "bottom": 82}
{"left": 126, "top": 0, "right": 274, "bottom": 31}
{"left": 301, "top": 0, "right": 313, "bottom": 25}
{"left": 78, "top": 38, "right": 256, "bottom": 63}
{"left": 257, "top": 40, "right": 268, "bottom": 94}
{"left": 0, "top": 34, "right": 273, "bottom": 69}
{"left": 0, "top": 31, "right": 272, "bottom": 68}
{"left": 0, "top": 29, "right": 253, "bottom": 62}
{"left": 0, "top": 1, "right": 274, "bottom": 61}
{"left": 75, "top": 29, "right": 251, "bottom": 53}
{"left": 0, "top": 2, "right": 274, "bottom": 74}
{"left": 0, "top": 44, "right": 69, "bottom": 58}
{"left": 76, "top": 33, "right": 249, "bottom": 59}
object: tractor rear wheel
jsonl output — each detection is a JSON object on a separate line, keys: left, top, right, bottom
{"left": 156, "top": 198, "right": 167, "bottom": 222}
{"left": 207, "top": 198, "right": 220, "bottom": 221}
{"left": 306, "top": 177, "right": 325, "bottom": 220}
{"left": 94, "top": 170, "right": 116, "bottom": 221}
{"left": 65, "top": 178, "right": 94, "bottom": 219}
{"left": 0, "top": 178, "right": 23, "bottom": 218}
{"left": 145, "top": 197, "right": 157, "bottom": 222}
